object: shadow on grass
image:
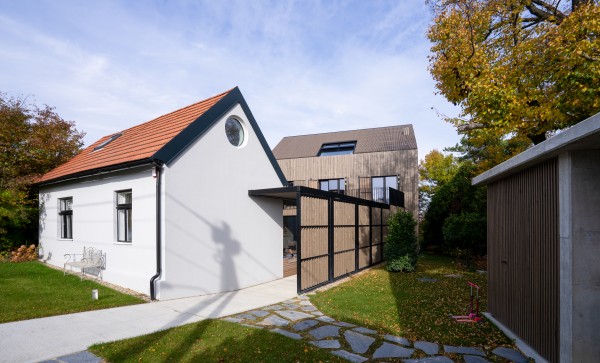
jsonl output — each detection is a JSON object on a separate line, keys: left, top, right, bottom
{"left": 385, "top": 252, "right": 512, "bottom": 346}
{"left": 90, "top": 319, "right": 340, "bottom": 363}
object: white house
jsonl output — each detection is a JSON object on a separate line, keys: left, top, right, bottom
{"left": 38, "top": 87, "right": 287, "bottom": 300}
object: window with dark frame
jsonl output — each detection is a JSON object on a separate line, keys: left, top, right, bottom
{"left": 116, "top": 190, "right": 132, "bottom": 242}
{"left": 372, "top": 176, "right": 397, "bottom": 203}
{"left": 58, "top": 197, "right": 73, "bottom": 239}
{"left": 317, "top": 141, "right": 356, "bottom": 156}
{"left": 319, "top": 178, "right": 345, "bottom": 194}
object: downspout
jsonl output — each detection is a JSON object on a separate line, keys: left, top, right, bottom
{"left": 150, "top": 161, "right": 163, "bottom": 300}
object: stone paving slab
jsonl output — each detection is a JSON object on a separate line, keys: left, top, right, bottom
{"left": 464, "top": 354, "right": 492, "bottom": 363}
{"left": 219, "top": 294, "right": 531, "bottom": 363}
{"left": 334, "top": 321, "right": 356, "bottom": 327}
{"left": 373, "top": 342, "right": 414, "bottom": 359}
{"left": 249, "top": 310, "right": 270, "bottom": 317}
{"left": 293, "top": 319, "right": 319, "bottom": 331}
{"left": 414, "top": 341, "right": 439, "bottom": 355}
{"left": 311, "top": 339, "right": 341, "bottom": 349}
{"left": 41, "top": 351, "right": 102, "bottom": 363}
{"left": 444, "top": 345, "right": 486, "bottom": 356}
{"left": 344, "top": 330, "right": 375, "bottom": 354}
{"left": 332, "top": 349, "right": 368, "bottom": 363}
{"left": 417, "top": 277, "right": 438, "bottom": 282}
{"left": 384, "top": 334, "right": 410, "bottom": 346}
{"left": 492, "top": 347, "right": 528, "bottom": 363}
{"left": 271, "top": 328, "right": 302, "bottom": 340}
{"left": 353, "top": 326, "right": 377, "bottom": 335}
{"left": 257, "top": 315, "right": 290, "bottom": 327}
{"left": 309, "top": 325, "right": 341, "bottom": 340}
{"left": 276, "top": 310, "right": 314, "bottom": 321}
{"left": 234, "top": 313, "right": 256, "bottom": 320}
{"left": 263, "top": 304, "right": 283, "bottom": 310}
{"left": 404, "top": 356, "right": 453, "bottom": 363}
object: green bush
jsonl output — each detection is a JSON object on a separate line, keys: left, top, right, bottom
{"left": 442, "top": 212, "right": 487, "bottom": 267}
{"left": 384, "top": 210, "right": 418, "bottom": 272}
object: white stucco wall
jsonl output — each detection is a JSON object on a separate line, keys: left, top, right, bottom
{"left": 39, "top": 167, "right": 157, "bottom": 295}
{"left": 159, "top": 103, "right": 283, "bottom": 300}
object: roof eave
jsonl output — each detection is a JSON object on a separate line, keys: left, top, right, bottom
{"left": 473, "top": 111, "right": 600, "bottom": 186}
{"left": 35, "top": 158, "right": 157, "bottom": 187}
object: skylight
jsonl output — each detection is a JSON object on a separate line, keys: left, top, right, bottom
{"left": 318, "top": 141, "right": 356, "bottom": 156}
{"left": 93, "top": 133, "right": 122, "bottom": 151}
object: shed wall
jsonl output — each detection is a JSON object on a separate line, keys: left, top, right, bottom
{"left": 487, "top": 159, "right": 559, "bottom": 362}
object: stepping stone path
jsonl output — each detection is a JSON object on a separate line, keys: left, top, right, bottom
{"left": 220, "top": 296, "right": 530, "bottom": 362}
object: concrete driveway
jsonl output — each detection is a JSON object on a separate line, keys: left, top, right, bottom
{"left": 0, "top": 276, "right": 297, "bottom": 363}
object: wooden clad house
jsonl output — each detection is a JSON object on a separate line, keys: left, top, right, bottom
{"left": 273, "top": 125, "right": 418, "bottom": 216}
{"left": 272, "top": 125, "right": 418, "bottom": 261}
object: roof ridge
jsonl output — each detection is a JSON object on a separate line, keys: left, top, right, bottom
{"left": 279, "top": 124, "right": 413, "bottom": 140}
{"left": 95, "top": 88, "right": 234, "bottom": 140}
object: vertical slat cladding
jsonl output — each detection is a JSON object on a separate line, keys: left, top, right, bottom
{"left": 358, "top": 227, "right": 370, "bottom": 247}
{"left": 301, "top": 228, "right": 328, "bottom": 258}
{"left": 334, "top": 201, "right": 355, "bottom": 225}
{"left": 301, "top": 256, "right": 329, "bottom": 290}
{"left": 300, "top": 196, "right": 329, "bottom": 290}
{"left": 334, "top": 251, "right": 355, "bottom": 277}
{"left": 358, "top": 247, "right": 370, "bottom": 268}
{"left": 276, "top": 149, "right": 419, "bottom": 220}
{"left": 487, "top": 159, "right": 558, "bottom": 362}
{"left": 334, "top": 227, "right": 355, "bottom": 251}
{"left": 359, "top": 206, "right": 370, "bottom": 225}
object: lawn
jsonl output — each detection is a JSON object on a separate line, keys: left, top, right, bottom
{"left": 0, "top": 261, "right": 144, "bottom": 323}
{"left": 89, "top": 319, "right": 343, "bottom": 363}
{"left": 310, "top": 253, "right": 512, "bottom": 348}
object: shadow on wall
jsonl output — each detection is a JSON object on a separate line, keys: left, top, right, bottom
{"left": 166, "top": 192, "right": 279, "bottom": 284}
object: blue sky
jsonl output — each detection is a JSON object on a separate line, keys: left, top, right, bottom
{"left": 1, "top": 0, "right": 460, "bottom": 159}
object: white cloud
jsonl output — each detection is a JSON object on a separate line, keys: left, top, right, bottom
{"left": 0, "top": 0, "right": 460, "bottom": 160}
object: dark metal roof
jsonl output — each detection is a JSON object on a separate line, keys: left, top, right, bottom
{"left": 272, "top": 124, "right": 417, "bottom": 160}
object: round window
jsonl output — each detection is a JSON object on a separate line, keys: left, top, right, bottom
{"left": 225, "top": 117, "right": 245, "bottom": 147}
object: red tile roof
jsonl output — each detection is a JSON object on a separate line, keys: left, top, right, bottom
{"left": 39, "top": 89, "right": 231, "bottom": 183}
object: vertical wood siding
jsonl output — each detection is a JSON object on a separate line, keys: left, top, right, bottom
{"left": 299, "top": 196, "right": 391, "bottom": 291}
{"left": 487, "top": 158, "right": 559, "bottom": 362}
{"left": 277, "top": 149, "right": 418, "bottom": 219}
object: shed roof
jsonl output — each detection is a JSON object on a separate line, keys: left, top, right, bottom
{"left": 38, "top": 87, "right": 287, "bottom": 186}
{"left": 473, "top": 112, "right": 600, "bottom": 186}
{"left": 272, "top": 124, "right": 417, "bottom": 160}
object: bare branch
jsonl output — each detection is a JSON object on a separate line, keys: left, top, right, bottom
{"left": 578, "top": 51, "right": 600, "bottom": 62}
{"left": 457, "top": 121, "right": 485, "bottom": 132}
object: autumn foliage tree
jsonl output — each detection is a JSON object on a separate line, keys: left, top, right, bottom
{"left": 428, "top": 0, "right": 600, "bottom": 163}
{"left": 0, "top": 94, "right": 84, "bottom": 252}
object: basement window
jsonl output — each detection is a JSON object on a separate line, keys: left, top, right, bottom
{"left": 318, "top": 141, "right": 356, "bottom": 156}
{"left": 94, "top": 133, "right": 122, "bottom": 151}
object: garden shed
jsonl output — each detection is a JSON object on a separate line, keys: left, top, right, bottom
{"left": 473, "top": 112, "right": 600, "bottom": 363}
{"left": 37, "top": 87, "right": 287, "bottom": 300}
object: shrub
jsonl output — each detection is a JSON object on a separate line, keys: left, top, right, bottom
{"left": 442, "top": 212, "right": 487, "bottom": 267}
{"left": 10, "top": 244, "right": 38, "bottom": 262}
{"left": 385, "top": 210, "right": 419, "bottom": 272}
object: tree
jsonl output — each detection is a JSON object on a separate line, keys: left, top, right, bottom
{"left": 428, "top": 0, "right": 600, "bottom": 150}
{"left": 0, "top": 94, "right": 84, "bottom": 252}
{"left": 419, "top": 149, "right": 461, "bottom": 215}
{"left": 421, "top": 162, "right": 486, "bottom": 252}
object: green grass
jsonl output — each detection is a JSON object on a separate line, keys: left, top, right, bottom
{"left": 0, "top": 261, "right": 144, "bottom": 323}
{"left": 90, "top": 319, "right": 343, "bottom": 363}
{"left": 310, "top": 253, "right": 511, "bottom": 348}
